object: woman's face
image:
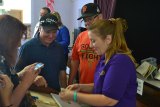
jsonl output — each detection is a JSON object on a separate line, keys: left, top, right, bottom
{"left": 88, "top": 31, "right": 112, "bottom": 55}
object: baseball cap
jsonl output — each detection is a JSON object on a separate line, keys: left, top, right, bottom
{"left": 77, "top": 3, "right": 101, "bottom": 20}
{"left": 40, "top": 13, "right": 58, "bottom": 31}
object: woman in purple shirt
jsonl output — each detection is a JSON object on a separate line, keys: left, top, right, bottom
{"left": 59, "top": 18, "right": 137, "bottom": 107}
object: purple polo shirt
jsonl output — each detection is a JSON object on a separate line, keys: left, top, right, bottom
{"left": 93, "top": 54, "right": 137, "bottom": 107}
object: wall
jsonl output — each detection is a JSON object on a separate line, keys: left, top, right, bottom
{"left": 31, "top": 0, "right": 46, "bottom": 37}
{"left": 0, "top": 0, "right": 31, "bottom": 24}
{"left": 54, "top": 0, "right": 93, "bottom": 46}
{"left": 53, "top": 0, "right": 73, "bottom": 46}
{"left": 114, "top": 0, "right": 160, "bottom": 64}
{"left": 0, "top": 0, "right": 93, "bottom": 45}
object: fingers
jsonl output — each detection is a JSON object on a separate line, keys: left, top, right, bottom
{"left": 59, "top": 90, "right": 73, "bottom": 102}
{"left": 66, "top": 85, "right": 73, "bottom": 90}
{"left": 66, "top": 85, "right": 71, "bottom": 90}
{"left": 42, "top": 77, "right": 48, "bottom": 87}
{"left": 66, "top": 84, "right": 76, "bottom": 90}
{"left": 25, "top": 63, "right": 37, "bottom": 71}
{"left": 34, "top": 69, "right": 41, "bottom": 75}
{"left": 30, "top": 63, "right": 38, "bottom": 66}
{"left": 0, "top": 75, "right": 14, "bottom": 89}
{"left": 0, "top": 79, "right": 5, "bottom": 88}
{"left": 59, "top": 91, "right": 67, "bottom": 101}
{"left": 5, "top": 75, "right": 14, "bottom": 88}
{"left": 0, "top": 75, "right": 10, "bottom": 83}
{"left": 66, "top": 84, "right": 79, "bottom": 90}
{"left": 34, "top": 76, "right": 48, "bottom": 87}
{"left": 24, "top": 64, "right": 40, "bottom": 74}
{"left": 20, "top": 63, "right": 43, "bottom": 77}
{"left": 24, "top": 63, "right": 35, "bottom": 70}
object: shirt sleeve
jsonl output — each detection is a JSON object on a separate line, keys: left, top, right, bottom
{"left": 57, "top": 26, "right": 70, "bottom": 48}
{"left": 71, "top": 33, "right": 82, "bottom": 60}
{"left": 59, "top": 46, "right": 66, "bottom": 71}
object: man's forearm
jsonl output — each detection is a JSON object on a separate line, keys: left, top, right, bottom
{"left": 60, "top": 70, "right": 67, "bottom": 88}
{"left": 68, "top": 70, "right": 77, "bottom": 85}
{"left": 68, "top": 60, "right": 79, "bottom": 85}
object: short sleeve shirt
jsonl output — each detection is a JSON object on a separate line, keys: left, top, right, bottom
{"left": 72, "top": 31, "right": 101, "bottom": 83}
{"left": 15, "top": 35, "right": 66, "bottom": 91}
{"left": 93, "top": 54, "right": 137, "bottom": 107}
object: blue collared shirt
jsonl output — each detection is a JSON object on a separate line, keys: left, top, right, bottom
{"left": 15, "top": 35, "right": 66, "bottom": 91}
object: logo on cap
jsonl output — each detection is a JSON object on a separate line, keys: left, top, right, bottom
{"left": 40, "top": 18, "right": 57, "bottom": 25}
{"left": 82, "top": 6, "right": 87, "bottom": 14}
{"left": 39, "top": 13, "right": 58, "bottom": 27}
{"left": 77, "top": 3, "right": 101, "bottom": 20}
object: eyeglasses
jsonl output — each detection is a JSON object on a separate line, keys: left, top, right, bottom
{"left": 82, "top": 14, "right": 98, "bottom": 22}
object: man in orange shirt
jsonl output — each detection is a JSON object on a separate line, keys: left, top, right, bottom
{"left": 68, "top": 3, "right": 102, "bottom": 84}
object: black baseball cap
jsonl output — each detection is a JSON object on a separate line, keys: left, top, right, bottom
{"left": 77, "top": 3, "right": 101, "bottom": 20}
{"left": 40, "top": 13, "right": 58, "bottom": 31}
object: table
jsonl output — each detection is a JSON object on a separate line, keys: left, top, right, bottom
{"left": 30, "top": 91, "right": 59, "bottom": 107}
{"left": 30, "top": 85, "right": 59, "bottom": 94}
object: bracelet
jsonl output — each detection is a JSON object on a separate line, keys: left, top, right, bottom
{"left": 73, "top": 91, "right": 77, "bottom": 102}
{"left": 4, "top": 104, "right": 13, "bottom": 107}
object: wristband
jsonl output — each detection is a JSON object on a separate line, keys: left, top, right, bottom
{"left": 73, "top": 91, "right": 77, "bottom": 102}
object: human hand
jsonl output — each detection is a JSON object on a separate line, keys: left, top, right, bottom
{"left": 33, "top": 75, "right": 48, "bottom": 87}
{"left": 59, "top": 90, "right": 74, "bottom": 102}
{"left": 66, "top": 84, "right": 80, "bottom": 91}
{"left": 20, "top": 63, "right": 41, "bottom": 87}
{"left": 0, "top": 74, "right": 14, "bottom": 105}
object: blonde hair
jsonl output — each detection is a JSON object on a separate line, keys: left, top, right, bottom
{"left": 52, "top": 11, "right": 62, "bottom": 26}
{"left": 88, "top": 18, "right": 136, "bottom": 66}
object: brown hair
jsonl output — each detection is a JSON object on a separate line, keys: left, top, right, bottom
{"left": 0, "top": 15, "right": 27, "bottom": 66}
{"left": 52, "top": 11, "right": 63, "bottom": 26}
{"left": 42, "top": 7, "right": 51, "bottom": 13}
{"left": 88, "top": 18, "right": 136, "bottom": 65}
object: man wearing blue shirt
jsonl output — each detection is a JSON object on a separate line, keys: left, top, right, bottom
{"left": 16, "top": 14, "right": 67, "bottom": 92}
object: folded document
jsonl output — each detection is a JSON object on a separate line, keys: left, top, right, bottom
{"left": 51, "top": 93, "right": 81, "bottom": 107}
{"left": 136, "top": 61, "right": 157, "bottom": 79}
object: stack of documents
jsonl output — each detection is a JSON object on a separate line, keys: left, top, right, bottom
{"left": 136, "top": 61, "right": 157, "bottom": 79}
{"left": 51, "top": 93, "right": 81, "bottom": 107}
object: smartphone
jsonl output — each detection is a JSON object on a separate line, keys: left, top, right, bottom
{"left": 34, "top": 63, "right": 44, "bottom": 71}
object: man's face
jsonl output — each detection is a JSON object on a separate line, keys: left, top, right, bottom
{"left": 39, "top": 27, "right": 57, "bottom": 46}
{"left": 40, "top": 9, "right": 48, "bottom": 17}
{"left": 83, "top": 14, "right": 99, "bottom": 29}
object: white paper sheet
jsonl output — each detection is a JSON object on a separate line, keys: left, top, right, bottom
{"left": 51, "top": 93, "right": 81, "bottom": 107}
